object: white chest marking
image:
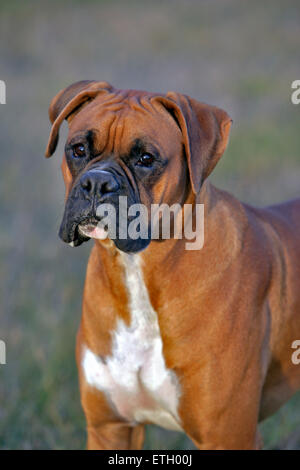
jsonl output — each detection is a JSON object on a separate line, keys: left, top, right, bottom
{"left": 82, "top": 253, "right": 182, "bottom": 431}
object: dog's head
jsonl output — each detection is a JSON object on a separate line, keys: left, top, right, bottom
{"left": 45, "top": 80, "right": 232, "bottom": 253}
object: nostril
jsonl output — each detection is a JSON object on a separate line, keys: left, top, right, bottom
{"left": 102, "top": 177, "right": 120, "bottom": 194}
{"left": 81, "top": 176, "right": 92, "bottom": 193}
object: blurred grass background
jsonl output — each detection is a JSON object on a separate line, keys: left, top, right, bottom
{"left": 0, "top": 0, "right": 299, "bottom": 449}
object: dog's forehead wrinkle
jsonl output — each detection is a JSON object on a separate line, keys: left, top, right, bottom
{"left": 92, "top": 90, "right": 147, "bottom": 113}
{"left": 69, "top": 94, "right": 172, "bottom": 157}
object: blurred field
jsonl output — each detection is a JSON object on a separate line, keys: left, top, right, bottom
{"left": 0, "top": 0, "right": 300, "bottom": 449}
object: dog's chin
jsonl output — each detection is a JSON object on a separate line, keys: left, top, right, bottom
{"left": 113, "top": 237, "right": 151, "bottom": 254}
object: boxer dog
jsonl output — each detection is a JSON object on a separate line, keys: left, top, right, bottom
{"left": 45, "top": 80, "right": 300, "bottom": 450}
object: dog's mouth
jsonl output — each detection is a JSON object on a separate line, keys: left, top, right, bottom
{"left": 64, "top": 216, "right": 109, "bottom": 247}
{"left": 77, "top": 216, "right": 108, "bottom": 240}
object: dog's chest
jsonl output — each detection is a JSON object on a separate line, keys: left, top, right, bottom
{"left": 82, "top": 254, "right": 182, "bottom": 431}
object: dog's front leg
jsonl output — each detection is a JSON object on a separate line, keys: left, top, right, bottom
{"left": 79, "top": 378, "right": 145, "bottom": 450}
{"left": 178, "top": 363, "right": 263, "bottom": 450}
{"left": 86, "top": 420, "right": 145, "bottom": 451}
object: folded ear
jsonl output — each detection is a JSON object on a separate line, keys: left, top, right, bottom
{"left": 154, "top": 92, "right": 232, "bottom": 194}
{"left": 45, "top": 80, "right": 113, "bottom": 158}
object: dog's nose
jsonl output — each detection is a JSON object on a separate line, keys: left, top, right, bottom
{"left": 80, "top": 170, "right": 120, "bottom": 198}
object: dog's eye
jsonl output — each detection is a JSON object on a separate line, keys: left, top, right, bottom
{"left": 136, "top": 153, "right": 155, "bottom": 167}
{"left": 72, "top": 143, "right": 86, "bottom": 158}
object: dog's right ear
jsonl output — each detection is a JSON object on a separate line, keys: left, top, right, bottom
{"left": 45, "top": 80, "right": 113, "bottom": 158}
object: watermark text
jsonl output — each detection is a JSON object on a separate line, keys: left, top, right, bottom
{"left": 0, "top": 340, "right": 6, "bottom": 365}
{"left": 0, "top": 80, "right": 6, "bottom": 104}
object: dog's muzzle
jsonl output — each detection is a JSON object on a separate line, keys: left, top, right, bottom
{"left": 59, "top": 166, "right": 151, "bottom": 253}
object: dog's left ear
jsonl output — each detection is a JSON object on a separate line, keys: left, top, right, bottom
{"left": 154, "top": 92, "right": 232, "bottom": 194}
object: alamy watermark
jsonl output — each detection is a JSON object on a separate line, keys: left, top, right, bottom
{"left": 78, "top": 198, "right": 205, "bottom": 250}
{"left": 291, "top": 80, "right": 300, "bottom": 104}
{"left": 291, "top": 340, "right": 300, "bottom": 365}
{"left": 0, "top": 80, "right": 6, "bottom": 104}
{"left": 0, "top": 340, "right": 6, "bottom": 365}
